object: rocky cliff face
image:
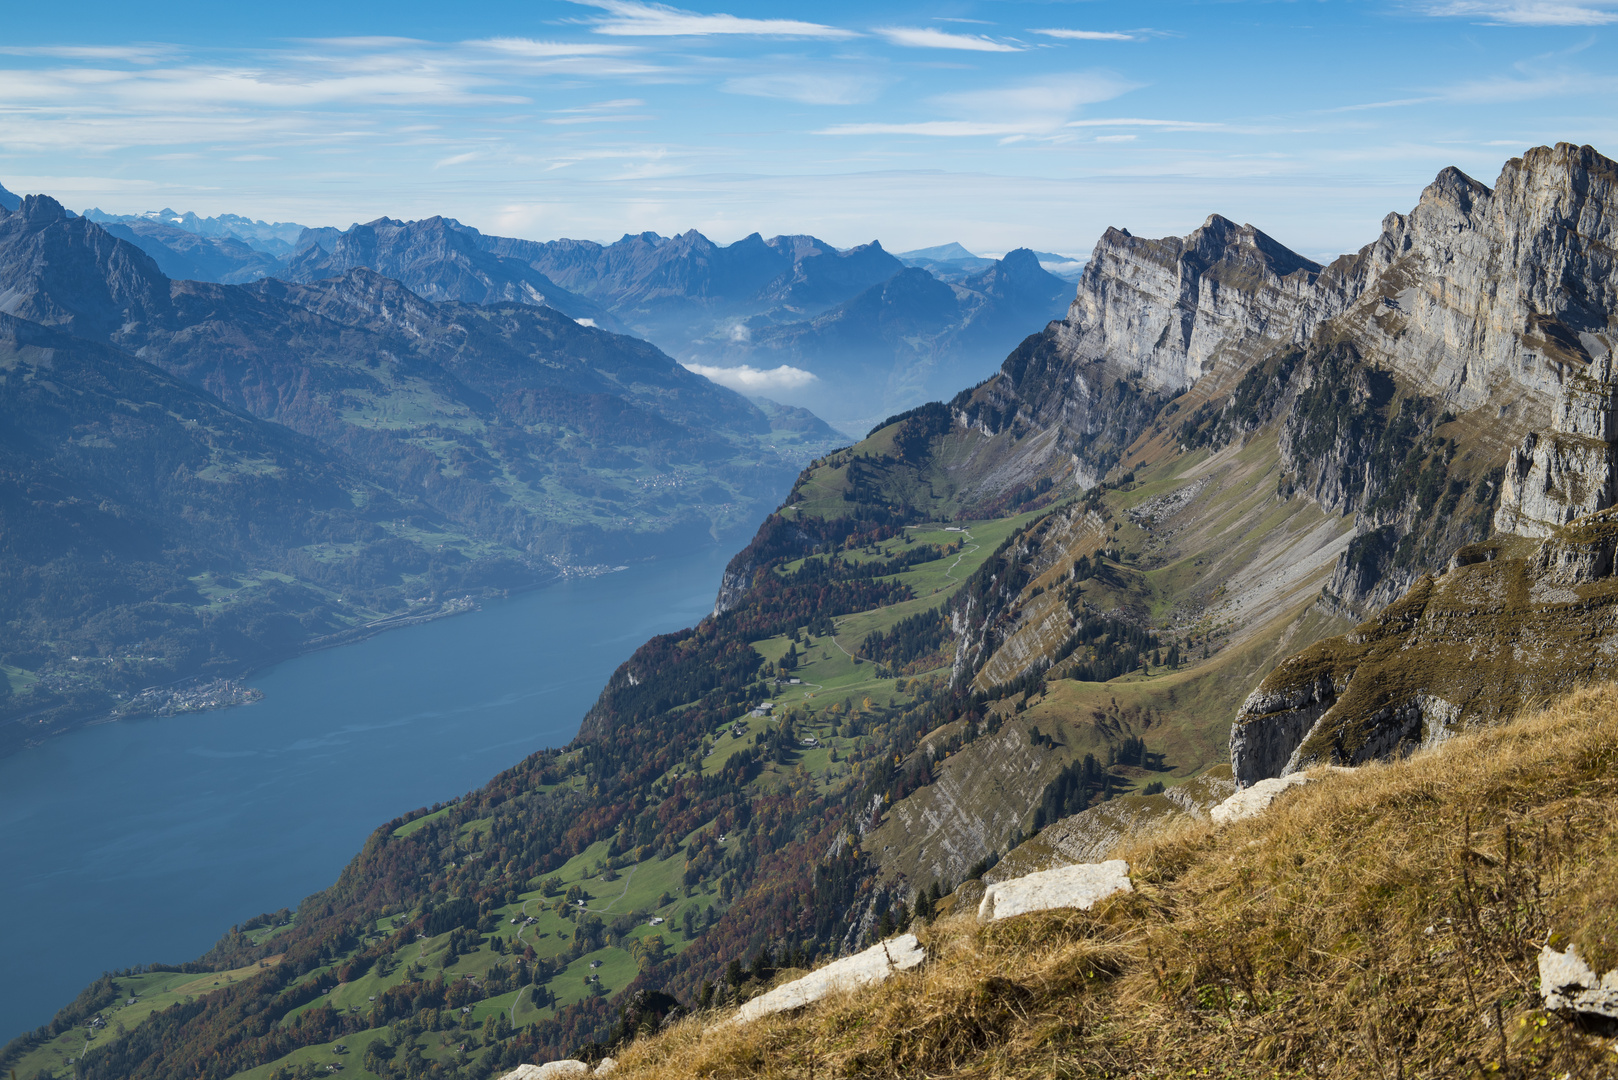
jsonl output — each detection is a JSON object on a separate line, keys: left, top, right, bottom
{"left": 1214, "top": 146, "right": 1618, "bottom": 784}
{"left": 950, "top": 144, "right": 1618, "bottom": 617}
{"left": 1056, "top": 215, "right": 1322, "bottom": 394}
{"left": 1230, "top": 510, "right": 1618, "bottom": 785}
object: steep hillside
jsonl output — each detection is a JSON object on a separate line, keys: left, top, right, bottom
{"left": 0, "top": 312, "right": 521, "bottom": 754}
{"left": 611, "top": 683, "right": 1618, "bottom": 1080}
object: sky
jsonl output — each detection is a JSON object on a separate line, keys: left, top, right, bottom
{"left": 2, "top": 1, "right": 1616, "bottom": 261}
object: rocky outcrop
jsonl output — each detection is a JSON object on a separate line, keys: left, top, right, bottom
{"left": 976, "top": 860, "right": 1132, "bottom": 921}
{"left": 1539, "top": 945, "right": 1618, "bottom": 1019}
{"left": 712, "top": 563, "right": 753, "bottom": 617}
{"left": 1229, "top": 673, "right": 1339, "bottom": 787}
{"left": 1208, "top": 770, "right": 1360, "bottom": 823}
{"left": 497, "top": 1060, "right": 616, "bottom": 1080}
{"left": 951, "top": 215, "right": 1326, "bottom": 483}
{"left": 1495, "top": 357, "right": 1618, "bottom": 537}
{"left": 1229, "top": 507, "right": 1618, "bottom": 784}
{"left": 956, "top": 145, "right": 1618, "bottom": 618}
{"left": 724, "top": 933, "right": 925, "bottom": 1026}
{"left": 1056, "top": 215, "right": 1321, "bottom": 394}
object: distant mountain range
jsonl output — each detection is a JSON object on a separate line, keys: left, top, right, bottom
{"left": 288, "top": 221, "right": 1076, "bottom": 434}
{"left": 0, "top": 193, "right": 832, "bottom": 752}
{"left": 82, "top": 206, "right": 305, "bottom": 254}
{"left": 685, "top": 249, "right": 1073, "bottom": 429}
{"left": 62, "top": 197, "right": 1081, "bottom": 435}
{"left": 897, "top": 242, "right": 1085, "bottom": 283}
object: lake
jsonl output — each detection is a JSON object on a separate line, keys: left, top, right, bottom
{"left": 0, "top": 540, "right": 734, "bottom": 1040}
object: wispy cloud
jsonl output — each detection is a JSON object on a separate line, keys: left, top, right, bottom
{"left": 722, "top": 70, "right": 886, "bottom": 105}
{"left": 571, "top": 1, "right": 856, "bottom": 39}
{"left": 1031, "top": 29, "right": 1136, "bottom": 42}
{"left": 1065, "top": 117, "right": 1222, "bottom": 130}
{"left": 1331, "top": 64, "right": 1618, "bottom": 112}
{"left": 682, "top": 363, "right": 818, "bottom": 393}
{"left": 1414, "top": 0, "right": 1618, "bottom": 23}
{"left": 821, "top": 73, "right": 1137, "bottom": 138}
{"left": 0, "top": 44, "right": 177, "bottom": 61}
{"left": 1438, "top": 68, "right": 1618, "bottom": 101}
{"left": 466, "top": 37, "right": 641, "bottom": 57}
{"left": 874, "top": 27, "right": 1023, "bottom": 52}
{"left": 935, "top": 73, "right": 1136, "bottom": 121}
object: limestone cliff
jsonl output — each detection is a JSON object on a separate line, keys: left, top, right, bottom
{"left": 1230, "top": 509, "right": 1618, "bottom": 785}
{"left": 946, "top": 144, "right": 1618, "bottom": 631}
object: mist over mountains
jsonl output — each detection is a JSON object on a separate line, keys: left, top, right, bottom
{"left": 67, "top": 199, "right": 1079, "bottom": 435}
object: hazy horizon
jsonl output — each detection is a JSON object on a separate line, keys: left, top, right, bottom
{"left": 4, "top": 0, "right": 1617, "bottom": 263}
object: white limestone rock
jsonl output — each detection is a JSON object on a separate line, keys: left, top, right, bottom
{"left": 976, "top": 860, "right": 1132, "bottom": 921}
{"left": 1540, "top": 945, "right": 1618, "bottom": 1018}
{"left": 594, "top": 1059, "right": 617, "bottom": 1076}
{"left": 498, "top": 1061, "right": 590, "bottom": 1080}
{"left": 1210, "top": 774, "right": 1313, "bottom": 824}
{"left": 726, "top": 933, "right": 925, "bottom": 1026}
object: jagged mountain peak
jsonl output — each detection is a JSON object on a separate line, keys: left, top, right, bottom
{"left": 15, "top": 193, "right": 73, "bottom": 224}
{"left": 0, "top": 197, "right": 174, "bottom": 340}
{"left": 0, "top": 181, "right": 19, "bottom": 212}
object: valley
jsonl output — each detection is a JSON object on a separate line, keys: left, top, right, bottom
{"left": 0, "top": 198, "right": 831, "bottom": 752}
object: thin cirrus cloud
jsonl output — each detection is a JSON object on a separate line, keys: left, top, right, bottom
{"left": 569, "top": 0, "right": 857, "bottom": 39}
{"left": 0, "top": 44, "right": 178, "bottom": 61}
{"left": 874, "top": 27, "right": 1023, "bottom": 52}
{"left": 0, "top": 64, "right": 522, "bottom": 109}
{"left": 722, "top": 70, "right": 886, "bottom": 105}
{"left": 820, "top": 72, "right": 1136, "bottom": 137}
{"left": 1415, "top": 0, "right": 1618, "bottom": 22}
{"left": 682, "top": 363, "right": 818, "bottom": 394}
{"left": 466, "top": 36, "right": 642, "bottom": 57}
{"left": 1031, "top": 29, "right": 1137, "bottom": 42}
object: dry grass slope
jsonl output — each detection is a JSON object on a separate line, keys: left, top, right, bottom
{"left": 608, "top": 685, "right": 1618, "bottom": 1078}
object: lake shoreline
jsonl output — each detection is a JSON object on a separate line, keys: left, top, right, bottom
{"left": 0, "top": 537, "right": 734, "bottom": 760}
{"left": 0, "top": 538, "right": 738, "bottom": 1038}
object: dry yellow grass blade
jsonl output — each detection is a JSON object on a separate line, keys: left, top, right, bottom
{"left": 609, "top": 684, "right": 1618, "bottom": 1079}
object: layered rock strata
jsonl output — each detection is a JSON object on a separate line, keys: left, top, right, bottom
{"left": 1230, "top": 508, "right": 1618, "bottom": 784}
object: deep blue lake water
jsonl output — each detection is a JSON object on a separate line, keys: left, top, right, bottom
{"left": 0, "top": 541, "right": 732, "bottom": 1040}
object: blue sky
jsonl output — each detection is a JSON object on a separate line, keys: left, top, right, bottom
{"left": 2, "top": 0, "right": 1616, "bottom": 260}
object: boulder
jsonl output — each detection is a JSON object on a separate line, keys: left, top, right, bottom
{"left": 594, "top": 1059, "right": 617, "bottom": 1076}
{"left": 498, "top": 1062, "right": 590, "bottom": 1080}
{"left": 1210, "top": 774, "right": 1313, "bottom": 825}
{"left": 1539, "top": 945, "right": 1618, "bottom": 1018}
{"left": 976, "top": 860, "right": 1132, "bottom": 921}
{"left": 727, "top": 933, "right": 925, "bottom": 1026}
